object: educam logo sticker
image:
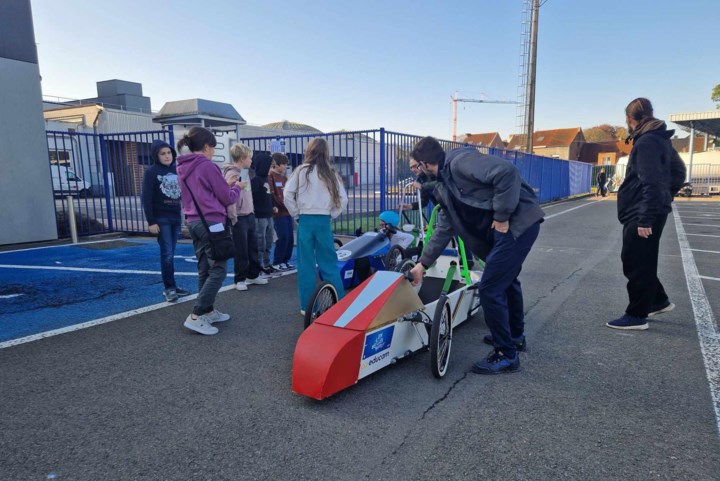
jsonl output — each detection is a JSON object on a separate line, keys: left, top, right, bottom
{"left": 362, "top": 325, "right": 394, "bottom": 360}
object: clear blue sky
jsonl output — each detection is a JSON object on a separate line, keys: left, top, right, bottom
{"left": 32, "top": 0, "right": 719, "bottom": 140}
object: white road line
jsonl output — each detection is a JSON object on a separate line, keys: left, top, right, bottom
{"left": 0, "top": 294, "right": 24, "bottom": 299}
{"left": 686, "top": 234, "right": 720, "bottom": 238}
{"left": 680, "top": 216, "right": 720, "bottom": 220}
{"left": 691, "top": 249, "right": 720, "bottom": 255}
{"left": 699, "top": 276, "right": 720, "bottom": 282}
{"left": 544, "top": 200, "right": 603, "bottom": 220}
{"left": 676, "top": 211, "right": 720, "bottom": 215}
{"left": 0, "top": 269, "right": 296, "bottom": 350}
{"left": 683, "top": 224, "right": 720, "bottom": 228}
{"left": 0, "top": 284, "right": 234, "bottom": 350}
{"left": 672, "top": 205, "right": 720, "bottom": 439}
{"left": 0, "top": 264, "right": 200, "bottom": 276}
{"left": 0, "top": 238, "right": 131, "bottom": 254}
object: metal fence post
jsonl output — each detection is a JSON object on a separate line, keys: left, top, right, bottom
{"left": 66, "top": 195, "right": 78, "bottom": 244}
{"left": 379, "top": 128, "right": 386, "bottom": 212}
{"left": 98, "top": 134, "right": 114, "bottom": 232}
{"left": 167, "top": 125, "right": 175, "bottom": 149}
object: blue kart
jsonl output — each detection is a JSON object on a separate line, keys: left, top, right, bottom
{"left": 333, "top": 231, "right": 398, "bottom": 289}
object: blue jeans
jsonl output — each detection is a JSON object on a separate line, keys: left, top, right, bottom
{"left": 297, "top": 215, "right": 345, "bottom": 310}
{"left": 273, "top": 215, "right": 294, "bottom": 265}
{"left": 157, "top": 218, "right": 180, "bottom": 289}
{"left": 478, "top": 222, "right": 540, "bottom": 358}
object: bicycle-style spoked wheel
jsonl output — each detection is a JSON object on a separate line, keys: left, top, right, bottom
{"left": 304, "top": 282, "right": 339, "bottom": 329}
{"left": 430, "top": 295, "right": 453, "bottom": 378}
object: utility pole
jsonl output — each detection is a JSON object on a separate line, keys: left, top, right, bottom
{"left": 524, "top": 0, "right": 540, "bottom": 153}
{"left": 451, "top": 92, "right": 519, "bottom": 142}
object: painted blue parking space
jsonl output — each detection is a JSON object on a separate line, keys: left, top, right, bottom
{"left": 0, "top": 239, "right": 296, "bottom": 343}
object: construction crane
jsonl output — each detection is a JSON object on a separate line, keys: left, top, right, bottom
{"left": 451, "top": 92, "right": 519, "bottom": 142}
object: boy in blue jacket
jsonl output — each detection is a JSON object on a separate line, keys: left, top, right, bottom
{"left": 141, "top": 139, "right": 191, "bottom": 302}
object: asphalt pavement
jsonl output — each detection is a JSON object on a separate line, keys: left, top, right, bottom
{"left": 1, "top": 197, "right": 719, "bottom": 481}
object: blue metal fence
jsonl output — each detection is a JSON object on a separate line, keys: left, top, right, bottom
{"left": 47, "top": 128, "right": 173, "bottom": 238}
{"left": 47, "top": 127, "right": 591, "bottom": 238}
{"left": 238, "top": 129, "right": 592, "bottom": 234}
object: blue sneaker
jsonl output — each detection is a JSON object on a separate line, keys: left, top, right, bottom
{"left": 606, "top": 314, "right": 648, "bottom": 330}
{"left": 471, "top": 350, "right": 520, "bottom": 375}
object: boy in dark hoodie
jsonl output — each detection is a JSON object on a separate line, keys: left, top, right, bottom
{"left": 141, "top": 139, "right": 191, "bottom": 302}
{"left": 251, "top": 152, "right": 276, "bottom": 274}
{"left": 269, "top": 152, "right": 294, "bottom": 271}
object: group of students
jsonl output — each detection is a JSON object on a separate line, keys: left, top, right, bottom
{"left": 141, "top": 127, "right": 348, "bottom": 335}
{"left": 142, "top": 96, "right": 684, "bottom": 375}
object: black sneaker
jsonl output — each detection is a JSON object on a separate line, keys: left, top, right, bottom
{"left": 175, "top": 287, "right": 191, "bottom": 297}
{"left": 471, "top": 349, "right": 520, "bottom": 375}
{"left": 483, "top": 334, "right": 527, "bottom": 352}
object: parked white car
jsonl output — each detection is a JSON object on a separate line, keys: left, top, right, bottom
{"left": 50, "top": 165, "right": 91, "bottom": 198}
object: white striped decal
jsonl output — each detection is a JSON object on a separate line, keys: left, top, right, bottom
{"left": 333, "top": 271, "right": 400, "bottom": 328}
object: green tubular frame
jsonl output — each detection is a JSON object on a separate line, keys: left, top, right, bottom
{"left": 423, "top": 205, "right": 473, "bottom": 286}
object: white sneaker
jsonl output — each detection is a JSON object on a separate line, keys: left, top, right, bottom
{"left": 300, "top": 309, "right": 306, "bottom": 316}
{"left": 246, "top": 276, "right": 268, "bottom": 285}
{"left": 184, "top": 314, "right": 218, "bottom": 335}
{"left": 235, "top": 281, "right": 248, "bottom": 291}
{"left": 272, "top": 264, "right": 284, "bottom": 271}
{"left": 205, "top": 309, "right": 230, "bottom": 323}
{"left": 648, "top": 302, "right": 675, "bottom": 317}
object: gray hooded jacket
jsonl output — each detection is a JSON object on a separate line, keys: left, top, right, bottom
{"left": 418, "top": 147, "right": 544, "bottom": 265}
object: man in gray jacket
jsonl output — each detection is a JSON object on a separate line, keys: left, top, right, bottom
{"left": 408, "top": 137, "right": 544, "bottom": 374}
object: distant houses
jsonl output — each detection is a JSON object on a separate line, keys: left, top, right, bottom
{"left": 463, "top": 126, "right": 711, "bottom": 166}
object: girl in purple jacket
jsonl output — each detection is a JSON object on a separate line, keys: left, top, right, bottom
{"left": 177, "top": 127, "right": 240, "bottom": 335}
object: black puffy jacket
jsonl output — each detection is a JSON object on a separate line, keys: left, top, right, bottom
{"left": 617, "top": 122, "right": 686, "bottom": 226}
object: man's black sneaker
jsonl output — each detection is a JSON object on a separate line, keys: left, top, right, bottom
{"left": 483, "top": 334, "right": 527, "bottom": 352}
{"left": 471, "top": 350, "right": 520, "bottom": 375}
{"left": 648, "top": 302, "right": 675, "bottom": 317}
{"left": 262, "top": 266, "right": 278, "bottom": 276}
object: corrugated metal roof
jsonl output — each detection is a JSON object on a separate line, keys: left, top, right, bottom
{"left": 669, "top": 111, "right": 720, "bottom": 137}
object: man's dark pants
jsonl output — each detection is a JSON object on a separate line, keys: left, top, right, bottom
{"left": 478, "top": 222, "right": 540, "bottom": 358}
{"left": 621, "top": 214, "right": 669, "bottom": 317}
